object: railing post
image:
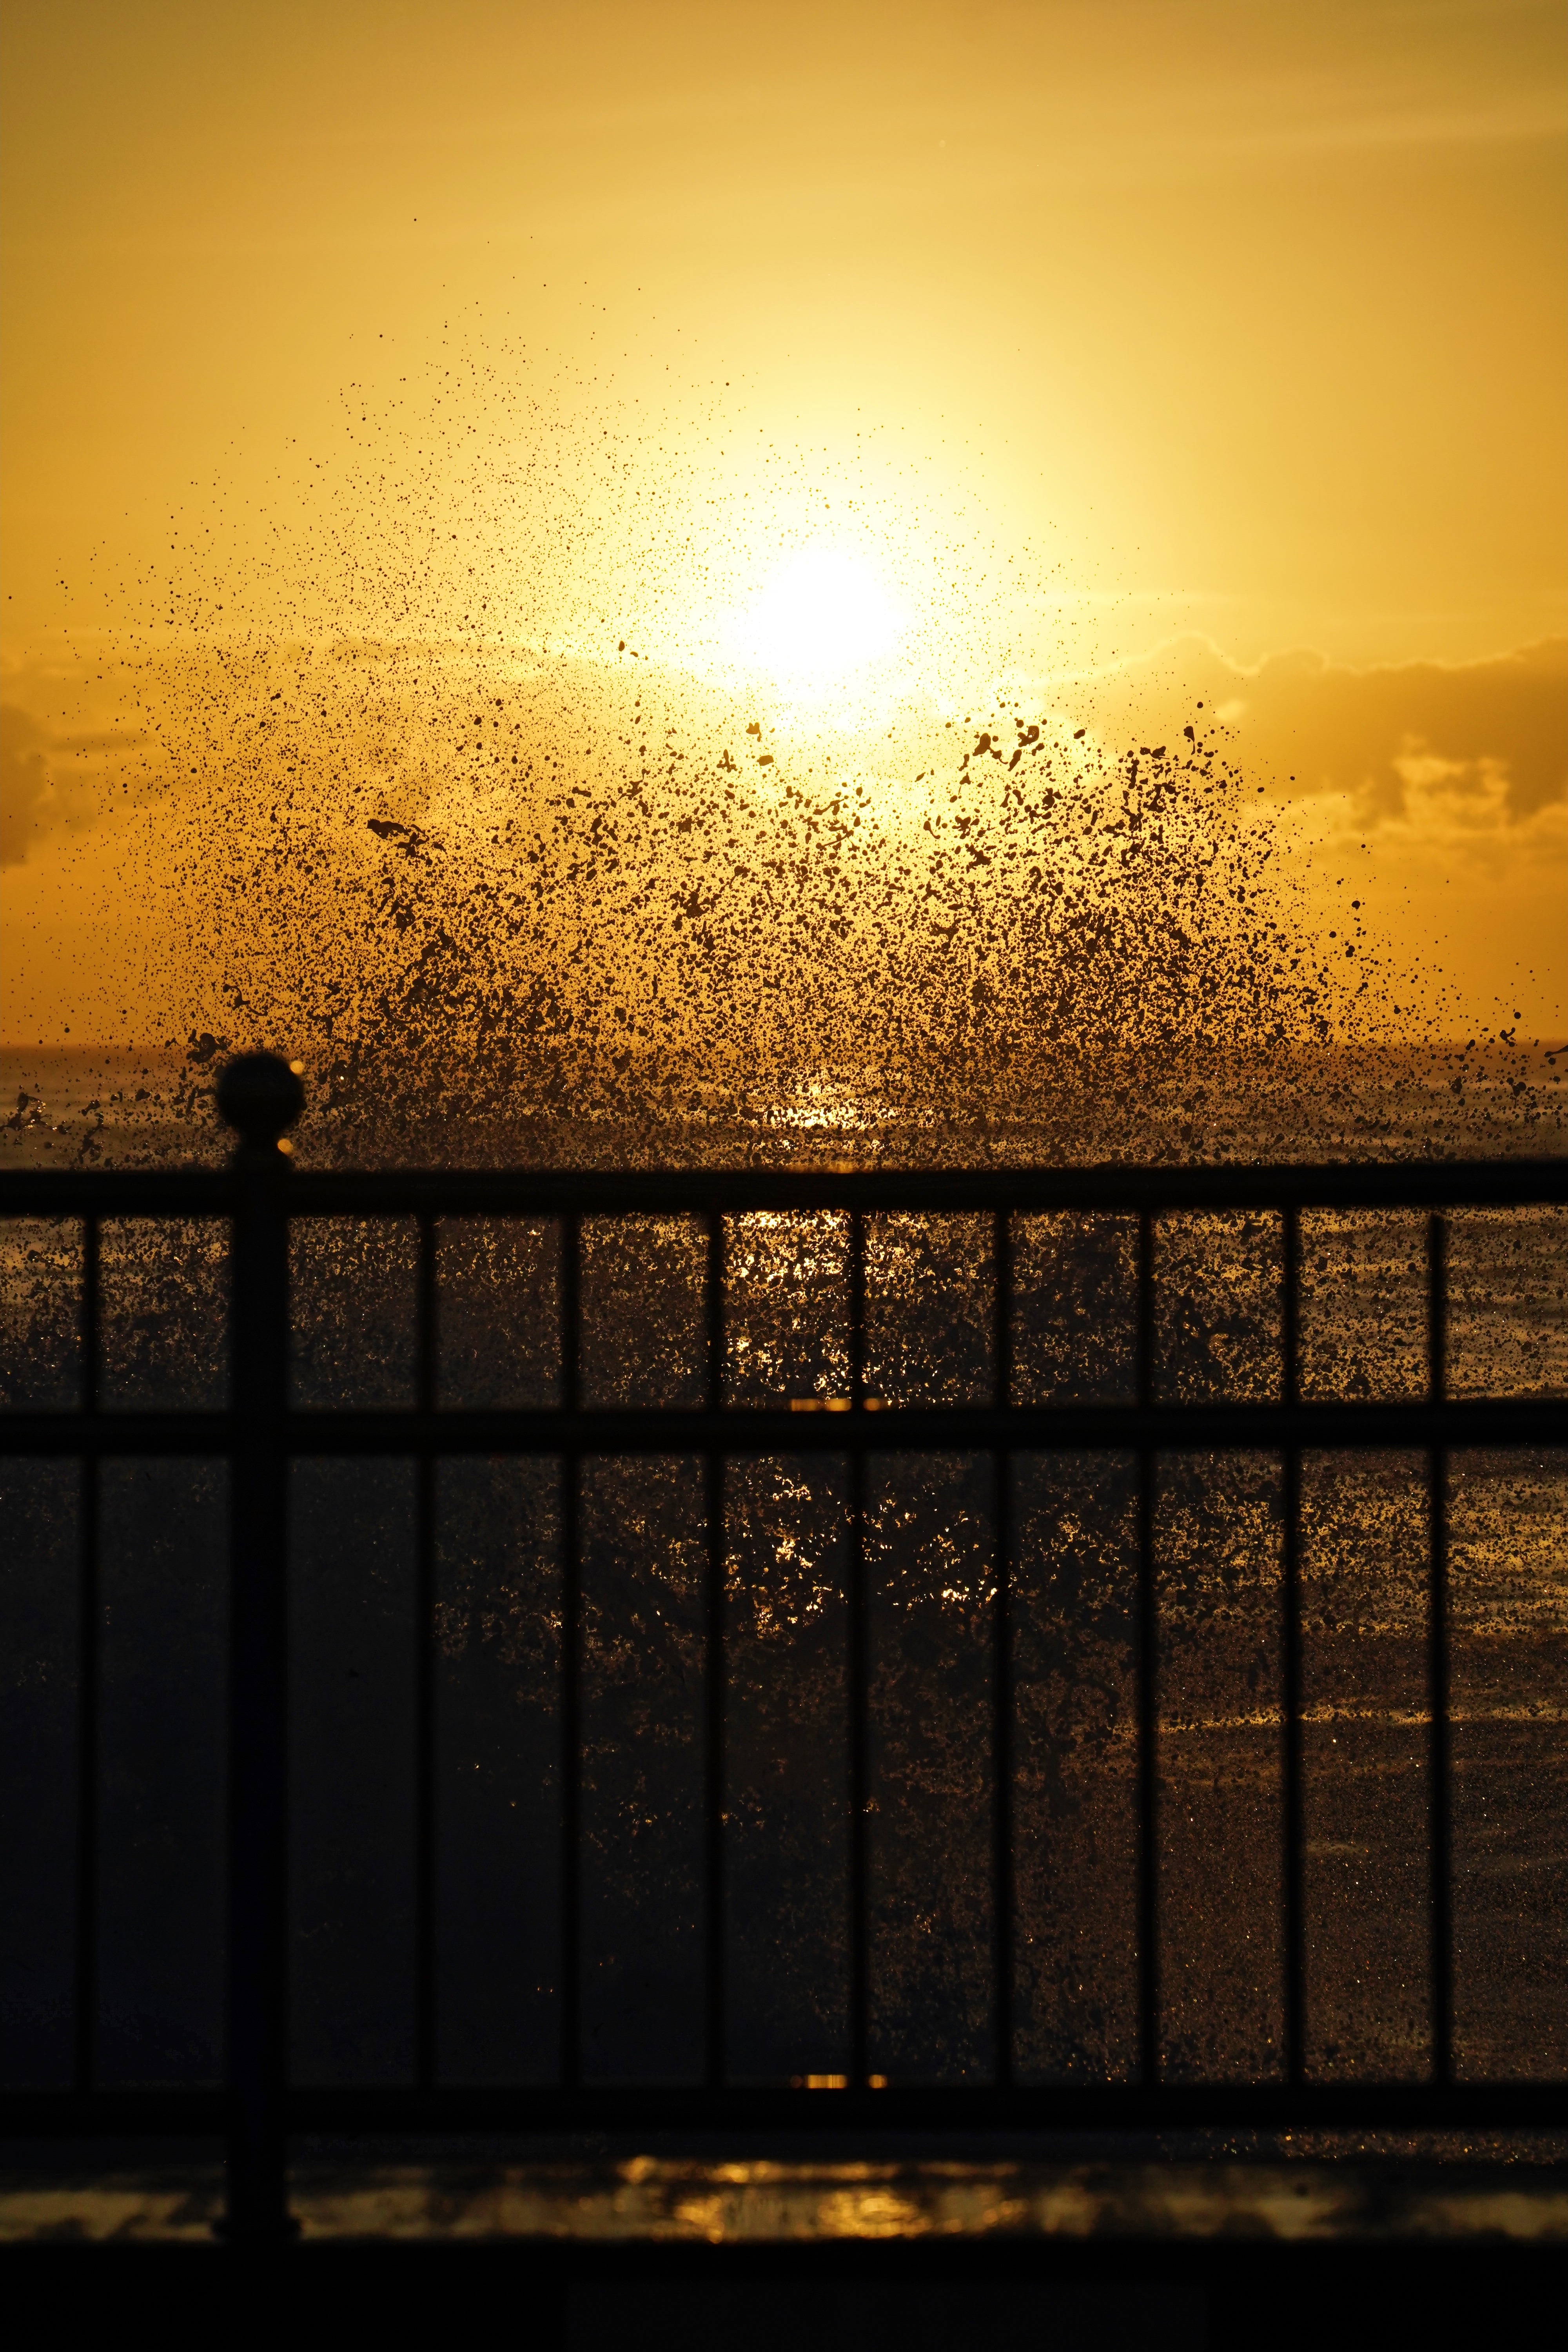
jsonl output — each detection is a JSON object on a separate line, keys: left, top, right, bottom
{"left": 219, "top": 1053, "right": 303, "bottom": 2250}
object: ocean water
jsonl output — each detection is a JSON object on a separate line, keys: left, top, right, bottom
{"left": 3, "top": 1038, "right": 1566, "bottom": 1169}
{"left": 0, "top": 1048, "right": 1563, "bottom": 2096}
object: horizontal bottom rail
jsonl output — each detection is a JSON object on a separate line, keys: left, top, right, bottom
{"left": 3, "top": 1402, "right": 1564, "bottom": 1455}
{"left": 5, "top": 2083, "right": 1567, "bottom": 2139}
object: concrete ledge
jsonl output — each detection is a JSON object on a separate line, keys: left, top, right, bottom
{"left": 4, "top": 2157, "right": 1565, "bottom": 2245}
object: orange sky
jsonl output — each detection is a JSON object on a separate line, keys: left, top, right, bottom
{"left": 2, "top": 0, "right": 1564, "bottom": 1042}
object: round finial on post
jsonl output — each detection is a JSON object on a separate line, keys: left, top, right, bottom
{"left": 218, "top": 1052, "right": 305, "bottom": 1149}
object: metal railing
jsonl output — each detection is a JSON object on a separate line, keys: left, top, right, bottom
{"left": 1, "top": 1054, "right": 1564, "bottom": 2246}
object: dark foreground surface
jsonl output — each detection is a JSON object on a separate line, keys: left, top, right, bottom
{"left": 3, "top": 2227, "right": 1562, "bottom": 2352}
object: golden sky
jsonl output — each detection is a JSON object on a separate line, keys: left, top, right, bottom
{"left": 2, "top": 0, "right": 1564, "bottom": 1043}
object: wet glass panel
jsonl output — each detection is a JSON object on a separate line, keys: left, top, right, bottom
{"left": 863, "top": 1212, "right": 992, "bottom": 1407}
{"left": 724, "top": 1211, "right": 848, "bottom": 1408}
{"left": 290, "top": 1459, "right": 416, "bottom": 2083}
{"left": 1450, "top": 1448, "right": 1568, "bottom": 2081}
{"left": 867, "top": 1451, "right": 995, "bottom": 2084}
{"left": 580, "top": 1214, "right": 704, "bottom": 1408}
{"left": 100, "top": 1218, "right": 226, "bottom": 1410}
{"left": 1158, "top": 1451, "right": 1284, "bottom": 2081}
{"left": 435, "top": 1457, "right": 562, "bottom": 2084}
{"left": 0, "top": 1460, "right": 78, "bottom": 2087}
{"left": 437, "top": 1216, "right": 561, "bottom": 1409}
{"left": 580, "top": 1455, "right": 705, "bottom": 2082}
{"left": 1155, "top": 1212, "right": 1282, "bottom": 1404}
{"left": 1300, "top": 1451, "right": 1430, "bottom": 2081}
{"left": 1298, "top": 1210, "right": 1426, "bottom": 1401}
{"left": 97, "top": 1459, "right": 227, "bottom": 2085}
{"left": 290, "top": 1217, "right": 418, "bottom": 1410}
{"left": 0, "top": 1218, "right": 81, "bottom": 1409}
{"left": 1012, "top": 1451, "right": 1138, "bottom": 2084}
{"left": 724, "top": 1454, "right": 849, "bottom": 2083}
{"left": 1448, "top": 1207, "right": 1568, "bottom": 1400}
{"left": 1011, "top": 1213, "right": 1137, "bottom": 1405}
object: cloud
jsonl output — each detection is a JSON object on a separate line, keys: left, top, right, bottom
{"left": 9, "top": 631, "right": 1564, "bottom": 879}
{"left": 1042, "top": 633, "right": 1566, "bottom": 1032}
{"left": 1078, "top": 634, "right": 1567, "bottom": 828}
{"left": 0, "top": 706, "right": 55, "bottom": 868}
{"left": 0, "top": 670, "right": 160, "bottom": 868}
{"left": 0, "top": 702, "right": 145, "bottom": 870}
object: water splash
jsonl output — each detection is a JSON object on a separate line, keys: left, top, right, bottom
{"left": 15, "top": 324, "right": 1560, "bottom": 1165}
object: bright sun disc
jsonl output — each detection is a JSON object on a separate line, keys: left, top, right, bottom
{"left": 730, "top": 550, "right": 904, "bottom": 690}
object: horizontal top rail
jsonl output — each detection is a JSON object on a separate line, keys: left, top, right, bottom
{"left": 2, "top": 1155, "right": 1566, "bottom": 1217}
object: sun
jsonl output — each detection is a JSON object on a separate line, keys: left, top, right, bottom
{"left": 726, "top": 549, "right": 905, "bottom": 693}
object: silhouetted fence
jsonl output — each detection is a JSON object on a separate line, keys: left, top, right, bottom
{"left": 1, "top": 1056, "right": 1564, "bottom": 2247}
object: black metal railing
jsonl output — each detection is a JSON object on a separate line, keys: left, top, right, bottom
{"left": 2, "top": 1056, "right": 1564, "bottom": 2248}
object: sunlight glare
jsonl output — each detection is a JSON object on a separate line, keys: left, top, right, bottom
{"left": 728, "top": 550, "right": 904, "bottom": 693}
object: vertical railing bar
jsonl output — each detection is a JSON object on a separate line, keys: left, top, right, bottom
{"left": 81, "top": 1212, "right": 100, "bottom": 1417}
{"left": 704, "top": 1209, "right": 726, "bottom": 2090}
{"left": 225, "top": 1081, "right": 295, "bottom": 2248}
{"left": 414, "top": 1212, "right": 437, "bottom": 2094}
{"left": 1428, "top": 1211, "right": 1452, "bottom": 2087}
{"left": 73, "top": 1216, "right": 100, "bottom": 2096}
{"left": 1135, "top": 1206, "right": 1158, "bottom": 2089}
{"left": 847, "top": 1207, "right": 869, "bottom": 2089}
{"left": 992, "top": 1205, "right": 1014, "bottom": 2090}
{"left": 1281, "top": 1205, "right": 1305, "bottom": 2088}
{"left": 848, "top": 1205, "right": 865, "bottom": 1414}
{"left": 559, "top": 1211, "right": 582, "bottom": 2091}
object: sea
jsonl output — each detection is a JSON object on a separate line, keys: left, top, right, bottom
{"left": 0, "top": 1040, "right": 1563, "bottom": 2156}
